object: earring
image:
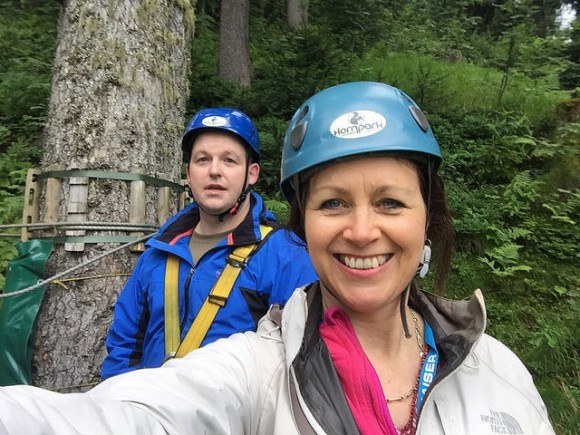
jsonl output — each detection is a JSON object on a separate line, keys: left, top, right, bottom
{"left": 418, "top": 241, "right": 431, "bottom": 278}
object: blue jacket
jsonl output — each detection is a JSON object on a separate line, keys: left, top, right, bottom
{"left": 101, "top": 192, "right": 317, "bottom": 379}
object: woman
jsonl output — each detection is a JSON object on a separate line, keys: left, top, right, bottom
{"left": 0, "top": 82, "right": 554, "bottom": 434}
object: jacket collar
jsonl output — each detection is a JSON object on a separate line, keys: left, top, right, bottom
{"left": 278, "top": 284, "right": 487, "bottom": 433}
{"left": 150, "top": 192, "right": 276, "bottom": 247}
{"left": 282, "top": 285, "right": 487, "bottom": 372}
{"left": 285, "top": 283, "right": 360, "bottom": 434}
{"left": 410, "top": 288, "right": 486, "bottom": 379}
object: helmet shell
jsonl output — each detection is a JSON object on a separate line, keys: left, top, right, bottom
{"left": 182, "top": 107, "right": 260, "bottom": 163}
{"left": 280, "top": 81, "right": 442, "bottom": 201}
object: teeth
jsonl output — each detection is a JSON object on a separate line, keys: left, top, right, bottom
{"left": 341, "top": 255, "right": 387, "bottom": 270}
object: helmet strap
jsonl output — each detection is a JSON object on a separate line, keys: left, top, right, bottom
{"left": 291, "top": 174, "right": 303, "bottom": 213}
{"left": 400, "top": 283, "right": 412, "bottom": 338}
{"left": 217, "top": 184, "right": 251, "bottom": 222}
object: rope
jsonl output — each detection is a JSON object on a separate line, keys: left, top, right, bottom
{"left": 0, "top": 222, "right": 160, "bottom": 241}
{"left": 34, "top": 169, "right": 185, "bottom": 192}
{"left": 52, "top": 273, "right": 132, "bottom": 289}
{"left": 0, "top": 233, "right": 153, "bottom": 299}
{"left": 0, "top": 222, "right": 159, "bottom": 231}
{"left": 56, "top": 273, "right": 132, "bottom": 283}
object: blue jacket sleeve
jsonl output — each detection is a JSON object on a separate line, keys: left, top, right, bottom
{"left": 101, "top": 254, "right": 150, "bottom": 380}
{"left": 258, "top": 229, "right": 317, "bottom": 306}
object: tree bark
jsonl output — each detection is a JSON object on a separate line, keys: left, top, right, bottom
{"left": 287, "top": 0, "right": 308, "bottom": 28}
{"left": 32, "top": 0, "right": 194, "bottom": 390}
{"left": 218, "top": 0, "right": 252, "bottom": 87}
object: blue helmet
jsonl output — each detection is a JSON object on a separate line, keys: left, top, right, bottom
{"left": 280, "top": 81, "right": 442, "bottom": 201}
{"left": 182, "top": 107, "right": 260, "bottom": 163}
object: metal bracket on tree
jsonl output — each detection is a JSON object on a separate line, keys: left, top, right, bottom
{"left": 22, "top": 167, "right": 188, "bottom": 251}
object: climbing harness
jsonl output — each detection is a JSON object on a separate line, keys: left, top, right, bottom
{"left": 164, "top": 224, "right": 273, "bottom": 359}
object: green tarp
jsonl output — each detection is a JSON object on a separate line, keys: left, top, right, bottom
{"left": 0, "top": 239, "right": 52, "bottom": 386}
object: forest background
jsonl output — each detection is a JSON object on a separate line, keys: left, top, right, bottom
{"left": 0, "top": 0, "right": 578, "bottom": 433}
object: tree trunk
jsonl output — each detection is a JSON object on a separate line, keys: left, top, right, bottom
{"left": 218, "top": 0, "right": 252, "bottom": 87}
{"left": 287, "top": 0, "right": 308, "bottom": 28}
{"left": 32, "top": 0, "right": 194, "bottom": 390}
{"left": 497, "top": 35, "right": 516, "bottom": 107}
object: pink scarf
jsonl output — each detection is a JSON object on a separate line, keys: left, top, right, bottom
{"left": 319, "top": 307, "right": 398, "bottom": 435}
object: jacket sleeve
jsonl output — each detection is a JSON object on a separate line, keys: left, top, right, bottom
{"left": 259, "top": 229, "right": 318, "bottom": 306}
{"left": 0, "top": 331, "right": 281, "bottom": 435}
{"left": 101, "top": 253, "right": 151, "bottom": 380}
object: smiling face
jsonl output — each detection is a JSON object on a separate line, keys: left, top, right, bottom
{"left": 304, "top": 156, "right": 427, "bottom": 317}
{"left": 186, "top": 131, "right": 259, "bottom": 217}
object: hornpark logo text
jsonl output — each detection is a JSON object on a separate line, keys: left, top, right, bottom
{"left": 330, "top": 110, "right": 386, "bottom": 139}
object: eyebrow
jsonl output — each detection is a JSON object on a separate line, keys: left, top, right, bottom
{"left": 312, "top": 184, "right": 415, "bottom": 196}
{"left": 192, "top": 149, "right": 242, "bottom": 158}
{"left": 312, "top": 185, "right": 349, "bottom": 195}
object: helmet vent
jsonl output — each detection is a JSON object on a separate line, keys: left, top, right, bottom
{"left": 295, "top": 105, "right": 309, "bottom": 123}
{"left": 409, "top": 106, "right": 430, "bottom": 132}
{"left": 290, "top": 121, "right": 308, "bottom": 150}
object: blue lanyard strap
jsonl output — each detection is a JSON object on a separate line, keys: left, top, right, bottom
{"left": 417, "top": 320, "right": 438, "bottom": 410}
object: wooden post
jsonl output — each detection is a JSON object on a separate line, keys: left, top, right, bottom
{"left": 21, "top": 168, "right": 41, "bottom": 242}
{"left": 129, "top": 168, "right": 146, "bottom": 252}
{"left": 180, "top": 179, "right": 189, "bottom": 211}
{"left": 44, "top": 164, "right": 64, "bottom": 237}
{"left": 157, "top": 173, "right": 171, "bottom": 226}
{"left": 64, "top": 176, "right": 88, "bottom": 252}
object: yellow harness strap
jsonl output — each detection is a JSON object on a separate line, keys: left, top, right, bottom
{"left": 164, "top": 254, "right": 181, "bottom": 357}
{"left": 164, "top": 224, "right": 273, "bottom": 359}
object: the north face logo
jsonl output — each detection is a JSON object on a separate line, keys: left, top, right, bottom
{"left": 481, "top": 410, "right": 523, "bottom": 434}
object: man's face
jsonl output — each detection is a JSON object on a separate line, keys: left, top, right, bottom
{"left": 186, "top": 131, "right": 259, "bottom": 216}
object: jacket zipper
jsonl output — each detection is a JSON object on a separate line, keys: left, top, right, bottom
{"left": 180, "top": 267, "right": 195, "bottom": 331}
{"left": 416, "top": 336, "right": 482, "bottom": 422}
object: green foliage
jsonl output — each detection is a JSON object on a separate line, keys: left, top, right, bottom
{"left": 0, "top": 133, "right": 40, "bottom": 290}
{"left": 351, "top": 51, "right": 565, "bottom": 126}
{"left": 187, "top": 11, "right": 356, "bottom": 120}
{"left": 0, "top": 1, "right": 59, "bottom": 122}
{"left": 263, "top": 195, "right": 290, "bottom": 224}
{"left": 308, "top": 0, "right": 397, "bottom": 52}
{"left": 253, "top": 116, "right": 288, "bottom": 195}
{"left": 250, "top": 22, "right": 356, "bottom": 117}
{"left": 431, "top": 101, "right": 578, "bottom": 432}
{"left": 0, "top": 1, "right": 57, "bottom": 290}
{"left": 560, "top": 20, "right": 580, "bottom": 90}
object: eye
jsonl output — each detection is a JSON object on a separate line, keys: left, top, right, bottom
{"left": 320, "top": 198, "right": 345, "bottom": 211}
{"left": 377, "top": 198, "right": 403, "bottom": 211}
{"left": 224, "top": 157, "right": 238, "bottom": 164}
{"left": 195, "top": 156, "right": 209, "bottom": 163}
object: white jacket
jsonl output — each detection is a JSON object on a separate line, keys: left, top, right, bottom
{"left": 0, "top": 284, "right": 555, "bottom": 435}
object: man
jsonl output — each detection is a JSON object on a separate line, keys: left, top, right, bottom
{"left": 101, "top": 108, "right": 317, "bottom": 379}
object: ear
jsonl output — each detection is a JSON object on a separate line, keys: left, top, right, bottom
{"left": 247, "top": 162, "right": 260, "bottom": 185}
{"left": 185, "top": 162, "right": 193, "bottom": 187}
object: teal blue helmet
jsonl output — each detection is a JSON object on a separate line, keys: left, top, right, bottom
{"left": 280, "top": 81, "right": 442, "bottom": 201}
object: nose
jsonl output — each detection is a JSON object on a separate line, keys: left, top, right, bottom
{"left": 209, "top": 159, "right": 221, "bottom": 177}
{"left": 342, "top": 207, "right": 381, "bottom": 247}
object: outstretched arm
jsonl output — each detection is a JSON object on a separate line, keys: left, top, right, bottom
{"left": 0, "top": 330, "right": 282, "bottom": 435}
